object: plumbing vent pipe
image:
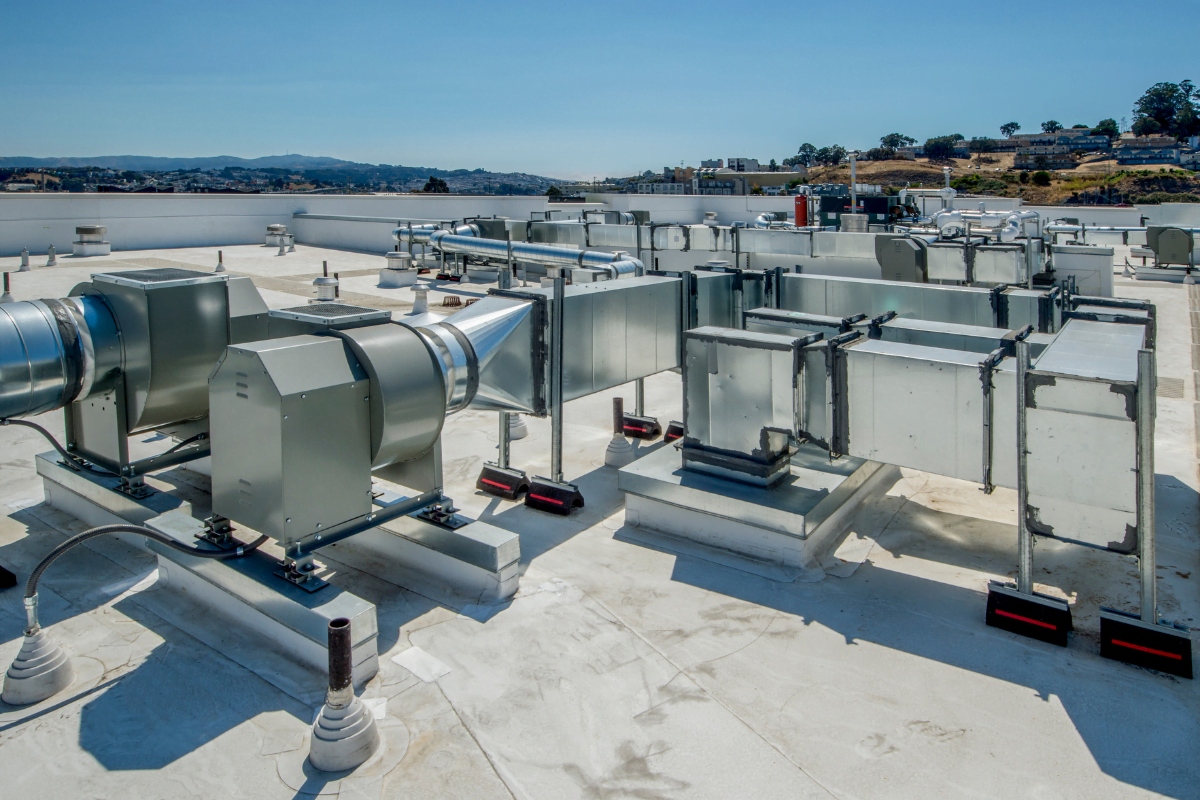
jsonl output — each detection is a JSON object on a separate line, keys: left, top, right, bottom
{"left": 1, "top": 273, "right": 13, "bottom": 304}
{"left": 308, "top": 617, "right": 381, "bottom": 772}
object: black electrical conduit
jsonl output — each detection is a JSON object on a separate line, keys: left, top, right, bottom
{"left": 2, "top": 419, "right": 207, "bottom": 476}
{"left": 20, "top": 524, "right": 269, "bottom": 632}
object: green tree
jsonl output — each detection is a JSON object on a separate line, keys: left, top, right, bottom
{"left": 1132, "top": 80, "right": 1197, "bottom": 138}
{"left": 1000, "top": 122, "right": 1021, "bottom": 137}
{"left": 795, "top": 143, "right": 818, "bottom": 167}
{"left": 422, "top": 175, "right": 449, "bottom": 193}
{"left": 768, "top": 158, "right": 778, "bottom": 172}
{"left": 814, "top": 145, "right": 846, "bottom": 166}
{"left": 1031, "top": 171, "right": 1052, "bottom": 186}
{"left": 545, "top": 185, "right": 562, "bottom": 197}
{"left": 1071, "top": 124, "right": 1089, "bottom": 129}
{"left": 923, "top": 136, "right": 959, "bottom": 160}
{"left": 879, "top": 133, "right": 916, "bottom": 150}
{"left": 1041, "top": 120, "right": 1063, "bottom": 133}
{"left": 1092, "top": 118, "right": 1119, "bottom": 138}
{"left": 969, "top": 137, "right": 996, "bottom": 153}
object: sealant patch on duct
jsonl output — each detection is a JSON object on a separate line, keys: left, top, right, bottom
{"left": 390, "top": 646, "right": 452, "bottom": 683}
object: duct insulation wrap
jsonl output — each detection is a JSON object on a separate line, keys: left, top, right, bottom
{"left": 0, "top": 296, "right": 120, "bottom": 420}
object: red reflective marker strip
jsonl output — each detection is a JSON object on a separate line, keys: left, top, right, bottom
{"left": 480, "top": 478, "right": 510, "bottom": 490}
{"left": 623, "top": 425, "right": 646, "bottom": 432}
{"left": 995, "top": 608, "right": 1057, "bottom": 630}
{"left": 1111, "top": 639, "right": 1183, "bottom": 660}
{"left": 529, "top": 493, "right": 563, "bottom": 505}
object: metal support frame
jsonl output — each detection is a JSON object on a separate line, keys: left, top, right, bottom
{"left": 635, "top": 379, "right": 645, "bottom": 417}
{"left": 979, "top": 348, "right": 1002, "bottom": 495}
{"left": 549, "top": 266, "right": 565, "bottom": 483}
{"left": 498, "top": 412, "right": 511, "bottom": 470}
{"left": 1015, "top": 339, "right": 1033, "bottom": 594}
{"left": 1136, "top": 348, "right": 1157, "bottom": 622}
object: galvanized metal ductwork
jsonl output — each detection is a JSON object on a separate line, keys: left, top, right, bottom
{"left": 427, "top": 231, "right": 643, "bottom": 278}
{"left": 0, "top": 269, "right": 267, "bottom": 428}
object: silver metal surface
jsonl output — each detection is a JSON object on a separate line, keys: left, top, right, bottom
{"left": 682, "top": 326, "right": 806, "bottom": 485}
{"left": 333, "top": 323, "right": 446, "bottom": 469}
{"left": 441, "top": 296, "right": 537, "bottom": 412}
{"left": 498, "top": 411, "right": 510, "bottom": 469}
{"left": 83, "top": 269, "right": 232, "bottom": 432}
{"left": 1023, "top": 321, "right": 1142, "bottom": 551}
{"left": 429, "top": 231, "right": 642, "bottom": 279}
{"left": 210, "top": 335, "right": 372, "bottom": 547}
{"left": 974, "top": 244, "right": 1026, "bottom": 284}
{"left": 0, "top": 301, "right": 74, "bottom": 419}
{"left": 842, "top": 339, "right": 996, "bottom": 483}
{"left": 1016, "top": 340, "right": 1032, "bottom": 594}
{"left": 745, "top": 308, "right": 845, "bottom": 338}
{"left": 1033, "top": 319, "right": 1143, "bottom": 383}
{"left": 872, "top": 317, "right": 1015, "bottom": 354}
{"left": 550, "top": 269, "right": 565, "bottom": 483}
{"left": 415, "top": 323, "right": 474, "bottom": 413}
{"left": 1136, "top": 348, "right": 1156, "bottom": 621}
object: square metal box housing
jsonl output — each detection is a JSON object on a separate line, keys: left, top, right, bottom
{"left": 210, "top": 335, "right": 371, "bottom": 546}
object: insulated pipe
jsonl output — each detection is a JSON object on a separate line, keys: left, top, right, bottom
{"left": 428, "top": 231, "right": 642, "bottom": 278}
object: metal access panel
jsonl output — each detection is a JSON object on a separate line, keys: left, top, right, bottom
{"left": 738, "top": 229, "right": 811, "bottom": 256}
{"left": 210, "top": 335, "right": 371, "bottom": 546}
{"left": 587, "top": 223, "right": 640, "bottom": 250}
{"left": 780, "top": 274, "right": 997, "bottom": 327}
{"left": 974, "top": 244, "right": 1026, "bottom": 284}
{"left": 926, "top": 243, "right": 968, "bottom": 282}
{"left": 227, "top": 275, "right": 270, "bottom": 344}
{"left": 528, "top": 222, "right": 586, "bottom": 247}
{"left": 545, "top": 277, "right": 680, "bottom": 402}
{"left": 693, "top": 271, "right": 736, "bottom": 329}
{"left": 843, "top": 339, "right": 994, "bottom": 483}
{"left": 1023, "top": 320, "right": 1145, "bottom": 552}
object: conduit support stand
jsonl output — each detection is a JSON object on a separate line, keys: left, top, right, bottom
{"left": 526, "top": 267, "right": 583, "bottom": 515}
{"left": 308, "top": 617, "right": 381, "bottom": 772}
{"left": 1099, "top": 348, "right": 1194, "bottom": 678}
{"left": 476, "top": 410, "right": 529, "bottom": 500}
{"left": 986, "top": 339, "right": 1073, "bottom": 646}
{"left": 604, "top": 397, "right": 635, "bottom": 468}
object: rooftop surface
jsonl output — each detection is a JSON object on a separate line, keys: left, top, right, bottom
{"left": 0, "top": 243, "right": 1197, "bottom": 799}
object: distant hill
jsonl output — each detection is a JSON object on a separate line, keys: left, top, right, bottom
{"left": 0, "top": 154, "right": 359, "bottom": 171}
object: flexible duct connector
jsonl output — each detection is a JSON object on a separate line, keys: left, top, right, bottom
{"left": 428, "top": 231, "right": 642, "bottom": 278}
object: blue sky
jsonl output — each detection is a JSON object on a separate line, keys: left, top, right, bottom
{"left": 2, "top": 0, "right": 1192, "bottom": 179}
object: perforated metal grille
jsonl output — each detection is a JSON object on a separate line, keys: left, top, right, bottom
{"left": 1157, "top": 377, "right": 1185, "bottom": 399}
{"left": 278, "top": 303, "right": 381, "bottom": 318}
{"left": 102, "top": 268, "right": 212, "bottom": 283}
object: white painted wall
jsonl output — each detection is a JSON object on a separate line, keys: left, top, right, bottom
{"left": 0, "top": 194, "right": 568, "bottom": 257}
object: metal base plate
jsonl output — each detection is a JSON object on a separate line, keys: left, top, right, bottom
{"left": 986, "top": 582, "right": 1072, "bottom": 647}
{"left": 1099, "top": 608, "right": 1194, "bottom": 679}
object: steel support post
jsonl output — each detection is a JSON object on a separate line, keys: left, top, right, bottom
{"left": 498, "top": 412, "right": 511, "bottom": 470}
{"left": 1015, "top": 339, "right": 1033, "bottom": 595}
{"left": 549, "top": 266, "right": 565, "bottom": 483}
{"left": 635, "top": 379, "right": 645, "bottom": 417}
{"left": 1136, "top": 348, "right": 1157, "bottom": 622}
